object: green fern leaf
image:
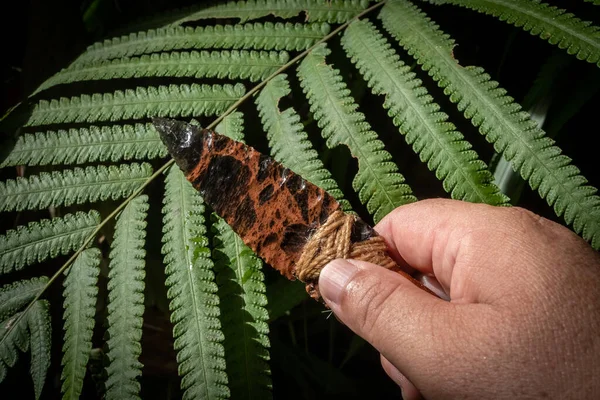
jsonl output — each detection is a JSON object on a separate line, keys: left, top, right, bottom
{"left": 28, "top": 300, "right": 52, "bottom": 400}
{"left": 25, "top": 83, "right": 245, "bottom": 126}
{"left": 381, "top": 0, "right": 600, "bottom": 248}
{"left": 342, "top": 20, "right": 508, "bottom": 206}
{"left": 105, "top": 195, "right": 148, "bottom": 400}
{"left": 256, "top": 73, "right": 352, "bottom": 211}
{"left": 161, "top": 166, "right": 229, "bottom": 400}
{"left": 212, "top": 217, "right": 272, "bottom": 400}
{"left": 215, "top": 111, "right": 245, "bottom": 139}
{"left": 61, "top": 248, "right": 101, "bottom": 400}
{"left": 37, "top": 50, "right": 288, "bottom": 94}
{"left": 584, "top": 0, "right": 600, "bottom": 5}
{"left": 170, "top": 0, "right": 369, "bottom": 25}
{"left": 73, "top": 22, "right": 329, "bottom": 65}
{"left": 0, "top": 312, "right": 30, "bottom": 383}
{"left": 1, "top": 123, "right": 166, "bottom": 167}
{"left": 0, "top": 210, "right": 100, "bottom": 274}
{"left": 427, "top": 0, "right": 600, "bottom": 66}
{"left": 0, "top": 163, "right": 152, "bottom": 212}
{"left": 0, "top": 277, "right": 48, "bottom": 322}
{"left": 298, "top": 44, "right": 416, "bottom": 223}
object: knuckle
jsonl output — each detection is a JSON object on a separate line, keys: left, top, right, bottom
{"left": 506, "top": 206, "right": 548, "bottom": 230}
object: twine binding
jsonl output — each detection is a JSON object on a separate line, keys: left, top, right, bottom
{"left": 295, "top": 210, "right": 397, "bottom": 282}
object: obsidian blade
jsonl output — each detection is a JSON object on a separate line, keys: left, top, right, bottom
{"left": 153, "top": 118, "right": 433, "bottom": 298}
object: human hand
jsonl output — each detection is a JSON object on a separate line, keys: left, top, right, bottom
{"left": 318, "top": 199, "right": 600, "bottom": 399}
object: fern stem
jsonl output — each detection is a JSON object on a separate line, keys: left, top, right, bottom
{"left": 0, "top": 0, "right": 387, "bottom": 349}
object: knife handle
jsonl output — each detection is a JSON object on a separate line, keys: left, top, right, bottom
{"left": 296, "top": 211, "right": 441, "bottom": 300}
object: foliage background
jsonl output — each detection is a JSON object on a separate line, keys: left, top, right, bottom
{"left": 1, "top": 0, "right": 599, "bottom": 399}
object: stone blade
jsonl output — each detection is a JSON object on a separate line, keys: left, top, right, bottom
{"left": 153, "top": 118, "right": 347, "bottom": 278}
{"left": 152, "top": 118, "right": 433, "bottom": 300}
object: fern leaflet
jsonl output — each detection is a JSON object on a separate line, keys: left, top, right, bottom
{"left": 73, "top": 22, "right": 330, "bottom": 65}
{"left": 61, "top": 248, "right": 101, "bottom": 400}
{"left": 342, "top": 20, "right": 508, "bottom": 206}
{"left": 36, "top": 50, "right": 288, "bottom": 95}
{"left": 381, "top": 0, "right": 600, "bottom": 248}
{"left": 25, "top": 83, "right": 245, "bottom": 126}
{"left": 212, "top": 217, "right": 272, "bottom": 400}
{"left": 0, "top": 163, "right": 153, "bottom": 212}
{"left": 0, "top": 210, "right": 100, "bottom": 274}
{"left": 105, "top": 195, "right": 148, "bottom": 400}
{"left": 0, "top": 277, "right": 47, "bottom": 324}
{"left": 256, "top": 73, "right": 352, "bottom": 211}
{"left": 211, "top": 112, "right": 272, "bottom": 399}
{"left": 298, "top": 43, "right": 416, "bottom": 223}
{"left": 161, "top": 166, "right": 229, "bottom": 400}
{"left": 0, "top": 312, "right": 29, "bottom": 383}
{"left": 428, "top": 0, "right": 600, "bottom": 66}
{"left": 215, "top": 111, "right": 245, "bottom": 139}
{"left": 1, "top": 123, "right": 166, "bottom": 167}
{"left": 170, "top": 0, "right": 369, "bottom": 25}
{"left": 28, "top": 300, "right": 52, "bottom": 400}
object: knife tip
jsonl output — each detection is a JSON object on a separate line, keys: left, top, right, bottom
{"left": 152, "top": 117, "right": 202, "bottom": 173}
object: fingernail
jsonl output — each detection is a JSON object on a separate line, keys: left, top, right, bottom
{"left": 319, "top": 259, "right": 358, "bottom": 306}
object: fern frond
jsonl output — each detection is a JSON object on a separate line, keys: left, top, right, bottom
{"left": 0, "top": 211, "right": 100, "bottom": 274}
{"left": 298, "top": 44, "right": 416, "bottom": 223}
{"left": 0, "top": 312, "right": 30, "bottom": 384}
{"left": 25, "top": 83, "right": 245, "bottom": 126}
{"left": 342, "top": 20, "right": 508, "bottom": 206}
{"left": 428, "top": 0, "right": 600, "bottom": 66}
{"left": 0, "top": 163, "right": 152, "bottom": 212}
{"left": 1, "top": 123, "right": 165, "bottom": 167}
{"left": 61, "top": 248, "right": 101, "bottom": 400}
{"left": 212, "top": 217, "right": 272, "bottom": 400}
{"left": 105, "top": 195, "right": 148, "bottom": 400}
{"left": 171, "top": 0, "right": 369, "bottom": 25}
{"left": 37, "top": 50, "right": 288, "bottom": 94}
{"left": 28, "top": 300, "right": 52, "bottom": 400}
{"left": 74, "top": 22, "right": 329, "bottom": 65}
{"left": 584, "top": 0, "right": 600, "bottom": 5}
{"left": 381, "top": 0, "right": 600, "bottom": 248}
{"left": 215, "top": 112, "right": 245, "bottom": 140}
{"left": 256, "top": 74, "right": 352, "bottom": 211}
{"left": 161, "top": 166, "right": 229, "bottom": 400}
{"left": 0, "top": 277, "right": 47, "bottom": 322}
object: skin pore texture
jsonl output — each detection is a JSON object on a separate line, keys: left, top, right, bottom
{"left": 319, "top": 199, "right": 600, "bottom": 400}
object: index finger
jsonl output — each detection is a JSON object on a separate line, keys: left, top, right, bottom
{"left": 374, "top": 198, "right": 524, "bottom": 303}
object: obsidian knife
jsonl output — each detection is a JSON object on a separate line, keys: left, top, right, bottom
{"left": 153, "top": 118, "right": 435, "bottom": 301}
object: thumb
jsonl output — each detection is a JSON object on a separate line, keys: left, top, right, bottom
{"left": 319, "top": 258, "right": 456, "bottom": 377}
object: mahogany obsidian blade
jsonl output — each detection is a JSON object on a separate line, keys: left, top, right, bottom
{"left": 153, "top": 118, "right": 378, "bottom": 280}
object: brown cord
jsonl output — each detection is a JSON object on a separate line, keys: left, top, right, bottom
{"left": 295, "top": 210, "right": 397, "bottom": 282}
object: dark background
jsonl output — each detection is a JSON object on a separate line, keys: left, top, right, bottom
{"left": 1, "top": 0, "right": 599, "bottom": 399}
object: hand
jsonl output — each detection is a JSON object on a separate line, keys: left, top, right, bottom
{"left": 318, "top": 199, "right": 600, "bottom": 400}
